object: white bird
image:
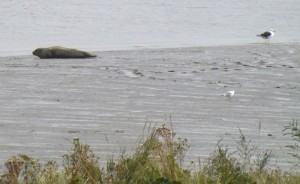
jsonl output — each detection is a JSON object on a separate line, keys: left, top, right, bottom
{"left": 223, "top": 90, "right": 235, "bottom": 98}
{"left": 257, "top": 29, "right": 275, "bottom": 43}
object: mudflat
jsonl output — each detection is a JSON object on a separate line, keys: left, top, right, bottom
{"left": 0, "top": 43, "right": 299, "bottom": 170}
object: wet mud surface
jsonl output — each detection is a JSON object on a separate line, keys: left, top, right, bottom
{"left": 0, "top": 44, "right": 299, "bottom": 170}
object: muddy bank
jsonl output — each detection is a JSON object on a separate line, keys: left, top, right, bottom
{"left": 0, "top": 43, "right": 299, "bottom": 170}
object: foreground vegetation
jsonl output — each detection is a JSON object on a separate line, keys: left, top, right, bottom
{"left": 1, "top": 121, "right": 300, "bottom": 184}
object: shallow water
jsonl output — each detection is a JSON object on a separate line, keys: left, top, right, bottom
{"left": 0, "top": 0, "right": 300, "bottom": 56}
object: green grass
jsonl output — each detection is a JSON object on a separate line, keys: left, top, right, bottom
{"left": 1, "top": 121, "right": 300, "bottom": 184}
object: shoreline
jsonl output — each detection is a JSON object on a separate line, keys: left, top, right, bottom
{"left": 1, "top": 42, "right": 299, "bottom": 58}
{"left": 0, "top": 43, "right": 299, "bottom": 171}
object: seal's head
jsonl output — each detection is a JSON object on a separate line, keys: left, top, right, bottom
{"left": 33, "top": 48, "right": 43, "bottom": 57}
{"left": 32, "top": 48, "right": 50, "bottom": 58}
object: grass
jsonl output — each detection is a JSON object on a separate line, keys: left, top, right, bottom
{"left": 1, "top": 121, "right": 300, "bottom": 184}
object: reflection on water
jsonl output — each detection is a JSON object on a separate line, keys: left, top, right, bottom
{"left": 0, "top": 0, "right": 299, "bottom": 55}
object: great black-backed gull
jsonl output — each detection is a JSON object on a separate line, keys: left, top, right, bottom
{"left": 223, "top": 90, "right": 235, "bottom": 99}
{"left": 257, "top": 29, "right": 275, "bottom": 43}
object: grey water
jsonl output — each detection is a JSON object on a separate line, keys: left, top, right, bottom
{"left": 0, "top": 0, "right": 299, "bottom": 56}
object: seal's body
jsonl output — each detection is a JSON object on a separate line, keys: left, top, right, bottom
{"left": 32, "top": 46, "right": 97, "bottom": 59}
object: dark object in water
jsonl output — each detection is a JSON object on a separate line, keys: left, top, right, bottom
{"left": 32, "top": 46, "right": 97, "bottom": 59}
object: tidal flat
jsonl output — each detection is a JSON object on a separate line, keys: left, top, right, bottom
{"left": 0, "top": 43, "right": 299, "bottom": 170}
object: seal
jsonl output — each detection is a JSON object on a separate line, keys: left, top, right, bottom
{"left": 32, "top": 46, "right": 97, "bottom": 59}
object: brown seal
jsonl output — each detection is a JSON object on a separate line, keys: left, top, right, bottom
{"left": 32, "top": 46, "right": 97, "bottom": 59}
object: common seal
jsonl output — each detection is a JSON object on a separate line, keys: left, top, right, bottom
{"left": 32, "top": 46, "right": 97, "bottom": 59}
